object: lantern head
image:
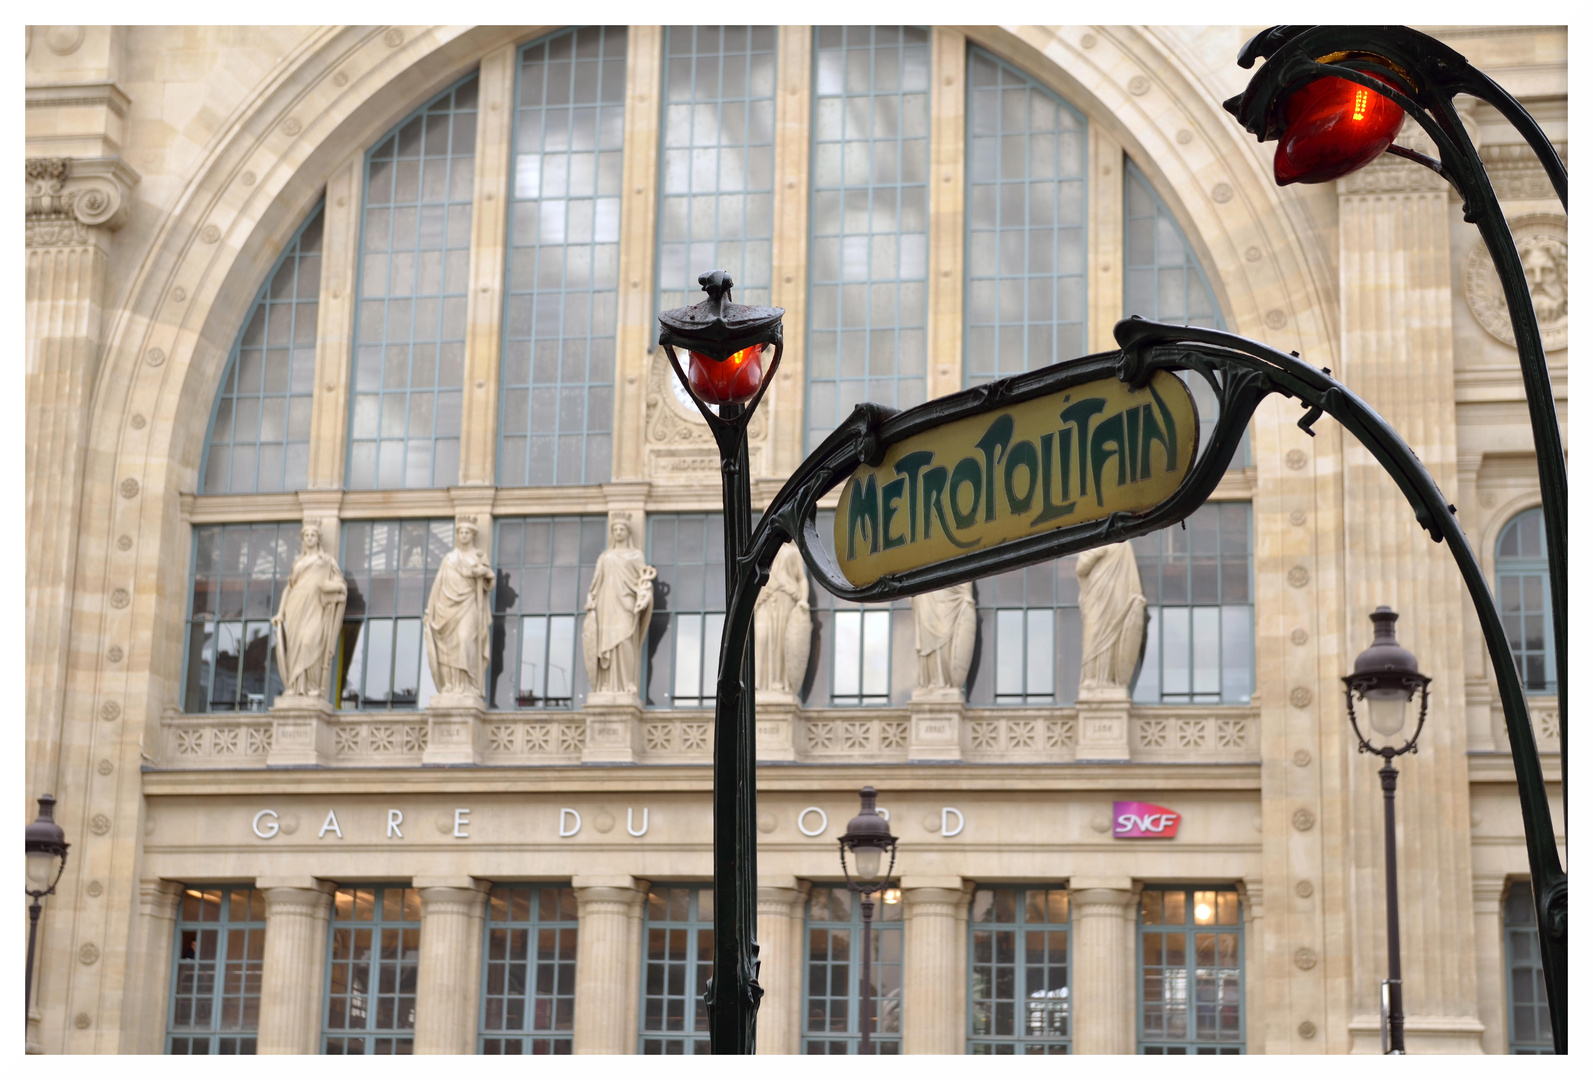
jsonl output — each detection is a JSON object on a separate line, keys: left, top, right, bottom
{"left": 1273, "top": 70, "right": 1405, "bottom": 186}
{"left": 658, "top": 270, "right": 784, "bottom": 412}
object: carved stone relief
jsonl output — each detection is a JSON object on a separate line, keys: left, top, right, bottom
{"left": 1464, "top": 212, "right": 1568, "bottom": 352}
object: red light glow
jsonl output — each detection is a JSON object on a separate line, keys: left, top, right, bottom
{"left": 1273, "top": 73, "right": 1404, "bottom": 186}
{"left": 686, "top": 344, "right": 769, "bottom": 406}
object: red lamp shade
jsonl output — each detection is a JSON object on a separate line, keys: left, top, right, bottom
{"left": 1273, "top": 72, "right": 1404, "bottom": 186}
{"left": 686, "top": 344, "right": 769, "bottom": 406}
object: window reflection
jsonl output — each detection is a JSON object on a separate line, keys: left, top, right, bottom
{"left": 1139, "top": 886, "right": 1242, "bottom": 1054}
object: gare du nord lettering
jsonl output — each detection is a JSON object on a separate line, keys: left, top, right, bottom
{"left": 833, "top": 370, "right": 1198, "bottom": 587}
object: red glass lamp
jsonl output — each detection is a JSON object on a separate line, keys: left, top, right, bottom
{"left": 1273, "top": 71, "right": 1405, "bottom": 186}
{"left": 658, "top": 270, "right": 785, "bottom": 413}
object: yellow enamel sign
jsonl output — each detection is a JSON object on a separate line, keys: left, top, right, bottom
{"left": 832, "top": 371, "right": 1198, "bottom": 587}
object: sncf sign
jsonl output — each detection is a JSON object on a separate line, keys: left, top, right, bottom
{"left": 1113, "top": 801, "right": 1181, "bottom": 839}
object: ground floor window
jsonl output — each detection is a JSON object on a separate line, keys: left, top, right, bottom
{"left": 167, "top": 886, "right": 266, "bottom": 1054}
{"left": 803, "top": 885, "right": 903, "bottom": 1054}
{"left": 480, "top": 885, "right": 579, "bottom": 1053}
{"left": 323, "top": 886, "right": 421, "bottom": 1053}
{"left": 1505, "top": 881, "right": 1553, "bottom": 1053}
{"left": 1137, "top": 886, "right": 1243, "bottom": 1053}
{"left": 968, "top": 886, "right": 1070, "bottom": 1053}
{"left": 639, "top": 885, "right": 713, "bottom": 1053}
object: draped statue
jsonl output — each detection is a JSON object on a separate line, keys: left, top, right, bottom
{"left": 1077, "top": 541, "right": 1147, "bottom": 695}
{"left": 423, "top": 519, "right": 496, "bottom": 701}
{"left": 582, "top": 518, "right": 657, "bottom": 699}
{"left": 912, "top": 583, "right": 976, "bottom": 697}
{"left": 754, "top": 542, "right": 813, "bottom": 697}
{"left": 271, "top": 521, "right": 347, "bottom": 701}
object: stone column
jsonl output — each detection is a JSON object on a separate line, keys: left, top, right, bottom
{"left": 1241, "top": 879, "right": 1265, "bottom": 1055}
{"left": 126, "top": 880, "right": 183, "bottom": 1053}
{"left": 1071, "top": 883, "right": 1135, "bottom": 1054}
{"left": 900, "top": 878, "right": 970, "bottom": 1054}
{"left": 414, "top": 879, "right": 490, "bottom": 1054}
{"left": 755, "top": 880, "right": 808, "bottom": 1054}
{"left": 24, "top": 154, "right": 137, "bottom": 794}
{"left": 1337, "top": 150, "right": 1483, "bottom": 1053}
{"left": 572, "top": 876, "right": 648, "bottom": 1054}
{"left": 256, "top": 880, "right": 335, "bottom": 1054}
{"left": 1472, "top": 877, "right": 1507, "bottom": 1055}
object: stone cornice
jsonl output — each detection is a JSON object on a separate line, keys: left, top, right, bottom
{"left": 1481, "top": 140, "right": 1567, "bottom": 201}
{"left": 25, "top": 155, "right": 140, "bottom": 246}
{"left": 26, "top": 81, "right": 131, "bottom": 118}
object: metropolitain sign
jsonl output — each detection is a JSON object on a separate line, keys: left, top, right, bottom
{"left": 831, "top": 370, "right": 1198, "bottom": 587}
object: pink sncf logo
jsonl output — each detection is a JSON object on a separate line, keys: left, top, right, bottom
{"left": 1112, "top": 801, "right": 1181, "bottom": 839}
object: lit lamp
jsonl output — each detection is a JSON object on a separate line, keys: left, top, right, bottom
{"left": 1343, "top": 607, "right": 1429, "bottom": 1055}
{"left": 25, "top": 795, "right": 70, "bottom": 1029}
{"left": 838, "top": 786, "right": 898, "bottom": 1055}
{"left": 1271, "top": 69, "right": 1405, "bottom": 185}
{"left": 656, "top": 271, "right": 784, "bottom": 1051}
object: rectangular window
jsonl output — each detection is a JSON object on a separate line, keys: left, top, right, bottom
{"left": 806, "top": 26, "right": 931, "bottom": 450}
{"left": 323, "top": 886, "right": 421, "bottom": 1054}
{"left": 335, "top": 519, "right": 453, "bottom": 711}
{"left": 639, "top": 885, "right": 714, "bottom": 1054}
{"left": 1496, "top": 508, "right": 1556, "bottom": 694}
{"left": 499, "top": 27, "right": 627, "bottom": 488}
{"left": 203, "top": 205, "right": 322, "bottom": 495}
{"left": 1131, "top": 503, "right": 1253, "bottom": 705}
{"left": 968, "top": 886, "right": 1070, "bottom": 1054}
{"left": 1138, "top": 886, "right": 1243, "bottom": 1054}
{"left": 490, "top": 517, "right": 607, "bottom": 709}
{"left": 183, "top": 523, "right": 297, "bottom": 713}
{"left": 803, "top": 885, "right": 903, "bottom": 1054}
{"left": 167, "top": 886, "right": 266, "bottom": 1054}
{"left": 1505, "top": 882, "right": 1553, "bottom": 1053}
{"left": 964, "top": 47, "right": 1088, "bottom": 383}
{"left": 968, "top": 561, "right": 1082, "bottom": 706}
{"left": 349, "top": 74, "right": 477, "bottom": 491}
{"left": 656, "top": 26, "right": 778, "bottom": 314}
{"left": 480, "top": 885, "right": 579, "bottom": 1054}
{"left": 643, "top": 514, "right": 727, "bottom": 708}
{"left": 807, "top": 511, "right": 913, "bottom": 706}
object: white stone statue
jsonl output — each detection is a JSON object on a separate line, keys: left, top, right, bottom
{"left": 423, "top": 518, "right": 496, "bottom": 701}
{"left": 271, "top": 520, "right": 347, "bottom": 702}
{"left": 1076, "top": 541, "right": 1148, "bottom": 696}
{"left": 912, "top": 583, "right": 976, "bottom": 697}
{"left": 754, "top": 542, "right": 813, "bottom": 697}
{"left": 582, "top": 518, "right": 657, "bottom": 699}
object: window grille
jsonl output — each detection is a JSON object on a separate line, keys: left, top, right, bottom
{"left": 1137, "top": 886, "right": 1243, "bottom": 1053}
{"left": 807, "top": 510, "right": 913, "bottom": 706}
{"left": 643, "top": 514, "right": 727, "bottom": 709}
{"left": 1495, "top": 507, "right": 1556, "bottom": 694}
{"left": 1504, "top": 881, "right": 1553, "bottom": 1052}
{"left": 166, "top": 886, "right": 266, "bottom": 1054}
{"left": 323, "top": 886, "right": 421, "bottom": 1054}
{"left": 968, "top": 886, "right": 1071, "bottom": 1054}
{"left": 968, "top": 561, "right": 1082, "bottom": 706}
{"left": 182, "top": 523, "right": 297, "bottom": 713}
{"left": 480, "top": 884, "right": 579, "bottom": 1053}
{"left": 803, "top": 884, "right": 903, "bottom": 1054}
{"left": 639, "top": 885, "right": 714, "bottom": 1054}
{"left": 489, "top": 516, "right": 607, "bottom": 709}
{"left": 335, "top": 519, "right": 453, "bottom": 711}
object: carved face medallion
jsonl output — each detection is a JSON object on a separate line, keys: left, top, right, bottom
{"left": 1465, "top": 213, "right": 1568, "bottom": 352}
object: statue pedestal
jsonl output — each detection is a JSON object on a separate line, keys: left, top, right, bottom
{"left": 1075, "top": 688, "right": 1132, "bottom": 762}
{"left": 583, "top": 695, "right": 643, "bottom": 763}
{"left": 754, "top": 692, "right": 799, "bottom": 762}
{"left": 268, "top": 696, "right": 335, "bottom": 767}
{"left": 908, "top": 691, "right": 964, "bottom": 761}
{"left": 424, "top": 695, "right": 486, "bottom": 766}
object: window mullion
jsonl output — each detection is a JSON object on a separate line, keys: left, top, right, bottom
{"left": 456, "top": 44, "right": 517, "bottom": 488}
{"left": 927, "top": 28, "right": 966, "bottom": 398}
{"left": 768, "top": 25, "right": 813, "bottom": 476}
{"left": 307, "top": 160, "right": 364, "bottom": 493}
{"left": 1086, "top": 129, "right": 1124, "bottom": 353}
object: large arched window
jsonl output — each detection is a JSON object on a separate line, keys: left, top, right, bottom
{"left": 201, "top": 204, "right": 323, "bottom": 494}
{"left": 1496, "top": 506, "right": 1556, "bottom": 694}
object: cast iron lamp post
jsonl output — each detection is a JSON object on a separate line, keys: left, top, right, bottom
{"left": 25, "top": 794, "right": 70, "bottom": 1034}
{"left": 838, "top": 786, "right": 898, "bottom": 1055}
{"left": 657, "top": 270, "right": 784, "bottom": 1054}
{"left": 1224, "top": 26, "right": 1567, "bottom": 1052}
{"left": 1342, "top": 608, "right": 1430, "bottom": 1055}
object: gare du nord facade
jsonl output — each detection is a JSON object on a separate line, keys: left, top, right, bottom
{"left": 23, "top": 23, "right": 1565, "bottom": 1055}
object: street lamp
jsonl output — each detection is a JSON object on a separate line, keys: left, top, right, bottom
{"left": 838, "top": 785, "right": 898, "bottom": 1056}
{"left": 657, "top": 270, "right": 784, "bottom": 1053}
{"left": 25, "top": 794, "right": 70, "bottom": 1032}
{"left": 1342, "top": 608, "right": 1430, "bottom": 1055}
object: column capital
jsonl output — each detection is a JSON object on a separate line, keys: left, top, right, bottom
{"left": 1473, "top": 873, "right": 1509, "bottom": 911}
{"left": 901, "top": 883, "right": 971, "bottom": 916}
{"left": 573, "top": 876, "right": 649, "bottom": 917}
{"left": 25, "top": 155, "right": 139, "bottom": 245}
{"left": 757, "top": 883, "right": 808, "bottom": 917}
{"left": 417, "top": 883, "right": 490, "bottom": 920}
{"left": 1071, "top": 887, "right": 1136, "bottom": 913}
{"left": 138, "top": 878, "right": 183, "bottom": 920}
{"left": 259, "top": 880, "right": 336, "bottom": 920}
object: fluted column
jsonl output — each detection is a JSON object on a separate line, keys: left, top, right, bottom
{"left": 414, "top": 880, "right": 491, "bottom": 1054}
{"left": 1337, "top": 152, "right": 1482, "bottom": 1053}
{"left": 755, "top": 881, "right": 808, "bottom": 1054}
{"left": 126, "top": 880, "right": 183, "bottom": 1053}
{"left": 1472, "top": 877, "right": 1507, "bottom": 1055}
{"left": 24, "top": 155, "right": 137, "bottom": 795}
{"left": 1071, "top": 884, "right": 1135, "bottom": 1055}
{"left": 901, "top": 880, "right": 970, "bottom": 1054}
{"left": 256, "top": 881, "right": 335, "bottom": 1054}
{"left": 572, "top": 876, "right": 648, "bottom": 1054}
